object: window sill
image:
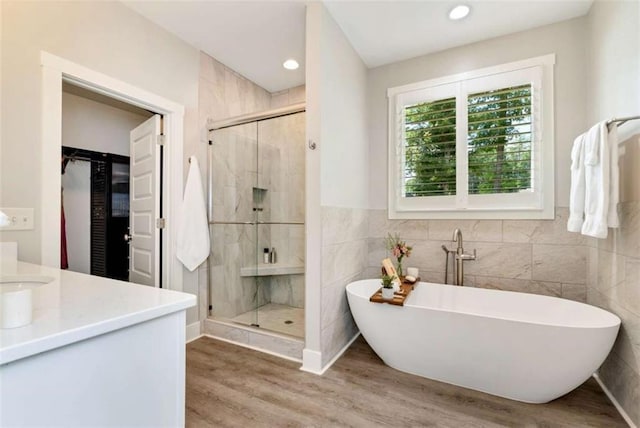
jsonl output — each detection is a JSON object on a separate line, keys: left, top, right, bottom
{"left": 388, "top": 207, "right": 555, "bottom": 220}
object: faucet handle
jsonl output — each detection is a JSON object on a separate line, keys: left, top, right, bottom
{"left": 458, "top": 249, "right": 477, "bottom": 260}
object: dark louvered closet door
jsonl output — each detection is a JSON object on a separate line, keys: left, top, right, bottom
{"left": 91, "top": 161, "right": 108, "bottom": 277}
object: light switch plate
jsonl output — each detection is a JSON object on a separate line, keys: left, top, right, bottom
{"left": 0, "top": 208, "right": 35, "bottom": 231}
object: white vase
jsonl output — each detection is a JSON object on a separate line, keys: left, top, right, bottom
{"left": 381, "top": 287, "right": 394, "bottom": 300}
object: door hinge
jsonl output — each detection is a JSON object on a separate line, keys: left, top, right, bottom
{"left": 156, "top": 218, "right": 166, "bottom": 229}
{"left": 156, "top": 135, "right": 165, "bottom": 146}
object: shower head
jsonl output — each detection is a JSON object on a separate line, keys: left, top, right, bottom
{"left": 441, "top": 244, "right": 450, "bottom": 253}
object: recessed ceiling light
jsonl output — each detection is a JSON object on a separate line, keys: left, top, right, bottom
{"left": 449, "top": 4, "right": 470, "bottom": 20}
{"left": 283, "top": 59, "right": 299, "bottom": 70}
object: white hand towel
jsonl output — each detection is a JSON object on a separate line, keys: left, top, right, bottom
{"left": 581, "top": 121, "right": 610, "bottom": 239}
{"left": 177, "top": 156, "right": 210, "bottom": 271}
{"left": 607, "top": 124, "right": 620, "bottom": 228}
{"left": 567, "top": 134, "right": 586, "bottom": 232}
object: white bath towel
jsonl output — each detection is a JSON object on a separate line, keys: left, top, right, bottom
{"left": 177, "top": 156, "right": 210, "bottom": 271}
{"left": 581, "top": 121, "right": 617, "bottom": 239}
{"left": 567, "top": 133, "right": 586, "bottom": 232}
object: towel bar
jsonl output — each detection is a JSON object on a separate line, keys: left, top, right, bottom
{"left": 607, "top": 115, "right": 640, "bottom": 129}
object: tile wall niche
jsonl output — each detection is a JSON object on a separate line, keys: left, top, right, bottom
{"left": 321, "top": 207, "right": 368, "bottom": 366}
{"left": 367, "top": 207, "right": 588, "bottom": 302}
{"left": 587, "top": 135, "right": 640, "bottom": 425}
{"left": 198, "top": 51, "right": 306, "bottom": 323}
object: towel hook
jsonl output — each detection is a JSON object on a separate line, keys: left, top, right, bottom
{"left": 308, "top": 140, "right": 317, "bottom": 150}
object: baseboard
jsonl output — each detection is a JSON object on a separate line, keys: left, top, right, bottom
{"left": 185, "top": 321, "right": 202, "bottom": 344}
{"left": 202, "top": 334, "right": 302, "bottom": 363}
{"left": 593, "top": 373, "right": 637, "bottom": 428}
{"left": 301, "top": 332, "right": 361, "bottom": 376}
{"left": 300, "top": 348, "right": 323, "bottom": 374}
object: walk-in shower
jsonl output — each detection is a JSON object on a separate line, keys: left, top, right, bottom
{"left": 206, "top": 104, "right": 305, "bottom": 340}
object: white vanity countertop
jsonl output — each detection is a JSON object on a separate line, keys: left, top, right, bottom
{"left": 0, "top": 261, "right": 196, "bottom": 365}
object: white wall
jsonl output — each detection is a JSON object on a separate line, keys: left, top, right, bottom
{"left": 587, "top": 0, "right": 640, "bottom": 143}
{"left": 367, "top": 17, "right": 588, "bottom": 210}
{"left": 305, "top": 3, "right": 369, "bottom": 371}
{"left": 62, "top": 162, "right": 90, "bottom": 274}
{"left": 0, "top": 1, "right": 199, "bottom": 266}
{"left": 318, "top": 5, "right": 369, "bottom": 367}
{"left": 319, "top": 8, "right": 369, "bottom": 209}
{"left": 62, "top": 91, "right": 152, "bottom": 156}
{"left": 0, "top": 1, "right": 200, "bottom": 324}
{"left": 304, "top": 2, "right": 324, "bottom": 365}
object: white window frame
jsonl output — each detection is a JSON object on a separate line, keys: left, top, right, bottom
{"left": 387, "top": 54, "right": 555, "bottom": 220}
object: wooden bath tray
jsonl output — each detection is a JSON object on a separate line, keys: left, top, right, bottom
{"left": 369, "top": 279, "right": 418, "bottom": 306}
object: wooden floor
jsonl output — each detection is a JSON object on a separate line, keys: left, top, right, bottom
{"left": 186, "top": 336, "right": 627, "bottom": 427}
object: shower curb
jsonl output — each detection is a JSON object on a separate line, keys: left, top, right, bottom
{"left": 202, "top": 318, "right": 303, "bottom": 362}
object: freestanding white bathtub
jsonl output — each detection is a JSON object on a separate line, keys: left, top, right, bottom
{"left": 346, "top": 279, "right": 620, "bottom": 403}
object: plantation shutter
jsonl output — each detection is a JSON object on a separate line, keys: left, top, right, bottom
{"left": 402, "top": 97, "right": 457, "bottom": 197}
{"left": 467, "top": 84, "right": 533, "bottom": 195}
{"left": 388, "top": 56, "right": 553, "bottom": 218}
{"left": 400, "top": 84, "right": 536, "bottom": 200}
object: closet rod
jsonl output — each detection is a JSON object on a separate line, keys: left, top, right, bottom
{"left": 607, "top": 115, "right": 640, "bottom": 129}
{"left": 62, "top": 155, "right": 105, "bottom": 164}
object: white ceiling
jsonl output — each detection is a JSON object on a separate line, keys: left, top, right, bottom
{"left": 122, "top": 0, "right": 593, "bottom": 93}
{"left": 122, "top": 1, "right": 307, "bottom": 93}
{"left": 325, "top": 0, "right": 593, "bottom": 68}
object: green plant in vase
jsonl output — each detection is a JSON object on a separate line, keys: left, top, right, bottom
{"left": 385, "top": 233, "right": 413, "bottom": 277}
{"left": 381, "top": 274, "right": 396, "bottom": 299}
{"left": 381, "top": 274, "right": 395, "bottom": 288}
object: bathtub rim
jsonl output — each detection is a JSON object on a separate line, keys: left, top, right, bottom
{"left": 346, "top": 279, "right": 621, "bottom": 330}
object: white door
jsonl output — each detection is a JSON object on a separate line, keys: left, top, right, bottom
{"left": 129, "top": 115, "right": 162, "bottom": 287}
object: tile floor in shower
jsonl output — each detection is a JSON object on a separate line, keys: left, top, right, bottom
{"left": 230, "top": 303, "right": 305, "bottom": 338}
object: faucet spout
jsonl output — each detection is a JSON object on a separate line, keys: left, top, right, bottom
{"left": 453, "top": 228, "right": 463, "bottom": 249}
{"left": 449, "top": 228, "right": 476, "bottom": 286}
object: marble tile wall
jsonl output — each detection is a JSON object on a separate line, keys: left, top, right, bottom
{"left": 367, "top": 207, "right": 588, "bottom": 302}
{"left": 259, "top": 109, "right": 306, "bottom": 311}
{"left": 270, "top": 275, "right": 305, "bottom": 308}
{"left": 199, "top": 52, "right": 272, "bottom": 321}
{"left": 270, "top": 85, "right": 306, "bottom": 109}
{"left": 588, "top": 200, "right": 640, "bottom": 425}
{"left": 259, "top": 112, "right": 306, "bottom": 259}
{"left": 321, "top": 206, "right": 368, "bottom": 366}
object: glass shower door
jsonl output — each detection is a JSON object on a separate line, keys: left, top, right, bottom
{"left": 209, "top": 111, "right": 306, "bottom": 338}
{"left": 208, "top": 122, "right": 261, "bottom": 327}
{"left": 253, "top": 112, "right": 306, "bottom": 336}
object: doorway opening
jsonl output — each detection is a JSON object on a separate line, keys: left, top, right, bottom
{"left": 41, "top": 51, "right": 184, "bottom": 291}
{"left": 60, "top": 83, "right": 163, "bottom": 286}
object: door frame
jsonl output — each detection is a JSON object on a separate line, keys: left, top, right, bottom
{"left": 41, "top": 51, "right": 184, "bottom": 291}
